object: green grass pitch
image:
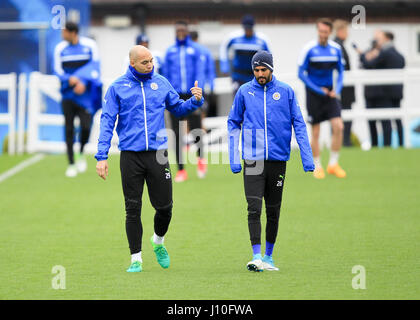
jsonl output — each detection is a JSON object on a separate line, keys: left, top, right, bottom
{"left": 0, "top": 148, "right": 419, "bottom": 299}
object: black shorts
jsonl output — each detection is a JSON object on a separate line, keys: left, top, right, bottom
{"left": 306, "top": 88, "right": 342, "bottom": 124}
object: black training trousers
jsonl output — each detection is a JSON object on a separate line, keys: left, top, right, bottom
{"left": 120, "top": 150, "right": 173, "bottom": 255}
{"left": 62, "top": 99, "right": 92, "bottom": 164}
{"left": 243, "top": 160, "right": 287, "bottom": 246}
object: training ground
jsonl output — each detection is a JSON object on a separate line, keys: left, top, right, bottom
{"left": 0, "top": 148, "right": 419, "bottom": 299}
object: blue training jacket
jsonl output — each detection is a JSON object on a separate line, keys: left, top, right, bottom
{"left": 163, "top": 36, "right": 206, "bottom": 94}
{"left": 95, "top": 68, "right": 204, "bottom": 161}
{"left": 228, "top": 76, "right": 314, "bottom": 172}
{"left": 298, "top": 39, "right": 344, "bottom": 96}
{"left": 54, "top": 36, "right": 102, "bottom": 115}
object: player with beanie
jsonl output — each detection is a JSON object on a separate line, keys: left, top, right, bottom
{"left": 228, "top": 50, "right": 314, "bottom": 272}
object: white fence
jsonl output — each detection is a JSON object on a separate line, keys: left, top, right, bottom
{"left": 1, "top": 69, "right": 420, "bottom": 155}
{"left": 0, "top": 73, "right": 16, "bottom": 154}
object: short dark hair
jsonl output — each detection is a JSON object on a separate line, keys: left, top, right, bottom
{"left": 384, "top": 31, "right": 394, "bottom": 41}
{"left": 316, "top": 18, "right": 333, "bottom": 30}
{"left": 175, "top": 20, "right": 188, "bottom": 27}
{"left": 65, "top": 21, "right": 79, "bottom": 34}
{"left": 190, "top": 30, "right": 198, "bottom": 41}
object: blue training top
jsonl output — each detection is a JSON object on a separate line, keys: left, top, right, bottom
{"left": 219, "top": 30, "right": 271, "bottom": 83}
{"left": 54, "top": 36, "right": 102, "bottom": 114}
{"left": 95, "top": 67, "right": 204, "bottom": 161}
{"left": 227, "top": 75, "right": 314, "bottom": 172}
{"left": 298, "top": 39, "right": 344, "bottom": 96}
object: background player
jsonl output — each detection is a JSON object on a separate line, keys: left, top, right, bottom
{"left": 54, "top": 21, "right": 102, "bottom": 177}
{"left": 219, "top": 14, "right": 271, "bottom": 95}
{"left": 163, "top": 21, "right": 206, "bottom": 182}
{"left": 298, "top": 18, "right": 346, "bottom": 179}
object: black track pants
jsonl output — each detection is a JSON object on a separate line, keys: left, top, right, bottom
{"left": 243, "top": 160, "right": 286, "bottom": 246}
{"left": 120, "top": 150, "right": 173, "bottom": 254}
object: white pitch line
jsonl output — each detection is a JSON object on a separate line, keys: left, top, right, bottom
{"left": 0, "top": 153, "right": 45, "bottom": 183}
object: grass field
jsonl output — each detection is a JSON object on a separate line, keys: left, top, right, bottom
{"left": 0, "top": 148, "right": 419, "bottom": 300}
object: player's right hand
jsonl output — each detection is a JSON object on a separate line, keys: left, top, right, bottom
{"left": 328, "top": 90, "right": 336, "bottom": 98}
{"left": 96, "top": 160, "right": 109, "bottom": 180}
{"left": 73, "top": 82, "right": 86, "bottom": 95}
{"left": 230, "top": 163, "right": 242, "bottom": 174}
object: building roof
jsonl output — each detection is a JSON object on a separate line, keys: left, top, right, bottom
{"left": 91, "top": 0, "right": 420, "bottom": 25}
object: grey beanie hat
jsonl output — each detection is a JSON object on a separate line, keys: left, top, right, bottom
{"left": 251, "top": 50, "right": 273, "bottom": 72}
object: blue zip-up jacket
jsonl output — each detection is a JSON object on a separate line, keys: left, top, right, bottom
{"left": 228, "top": 76, "right": 314, "bottom": 172}
{"left": 163, "top": 36, "right": 206, "bottom": 94}
{"left": 95, "top": 68, "right": 204, "bottom": 161}
{"left": 219, "top": 30, "right": 271, "bottom": 83}
{"left": 298, "top": 39, "right": 343, "bottom": 96}
{"left": 54, "top": 36, "right": 102, "bottom": 114}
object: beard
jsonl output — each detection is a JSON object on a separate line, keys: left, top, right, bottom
{"left": 257, "top": 76, "right": 269, "bottom": 85}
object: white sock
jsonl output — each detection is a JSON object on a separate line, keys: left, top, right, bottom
{"left": 131, "top": 251, "right": 142, "bottom": 263}
{"left": 153, "top": 233, "right": 164, "bottom": 245}
{"left": 329, "top": 151, "right": 339, "bottom": 166}
{"left": 314, "top": 157, "right": 322, "bottom": 169}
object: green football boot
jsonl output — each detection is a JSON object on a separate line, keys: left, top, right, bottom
{"left": 126, "top": 261, "right": 142, "bottom": 273}
{"left": 150, "top": 236, "right": 170, "bottom": 269}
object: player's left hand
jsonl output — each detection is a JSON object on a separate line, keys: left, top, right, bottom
{"left": 190, "top": 80, "right": 202, "bottom": 102}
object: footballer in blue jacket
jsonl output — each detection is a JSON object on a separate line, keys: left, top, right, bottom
{"left": 95, "top": 45, "right": 204, "bottom": 273}
{"left": 228, "top": 51, "right": 315, "bottom": 272}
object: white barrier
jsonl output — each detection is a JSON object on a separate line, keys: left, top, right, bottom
{"left": 17, "top": 73, "right": 26, "bottom": 155}
{"left": 2, "top": 68, "right": 420, "bottom": 155}
{"left": 0, "top": 73, "right": 17, "bottom": 155}
{"left": 290, "top": 69, "right": 420, "bottom": 148}
{"left": 213, "top": 69, "right": 420, "bottom": 149}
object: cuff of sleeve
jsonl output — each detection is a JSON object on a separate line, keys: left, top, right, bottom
{"left": 95, "top": 154, "right": 108, "bottom": 161}
{"left": 191, "top": 96, "right": 204, "bottom": 106}
{"left": 304, "top": 164, "right": 315, "bottom": 172}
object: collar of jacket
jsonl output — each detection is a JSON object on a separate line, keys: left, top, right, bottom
{"left": 333, "top": 37, "right": 344, "bottom": 46}
{"left": 176, "top": 35, "right": 191, "bottom": 46}
{"left": 127, "top": 65, "right": 154, "bottom": 82}
{"left": 381, "top": 41, "right": 394, "bottom": 51}
{"left": 251, "top": 75, "right": 277, "bottom": 90}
